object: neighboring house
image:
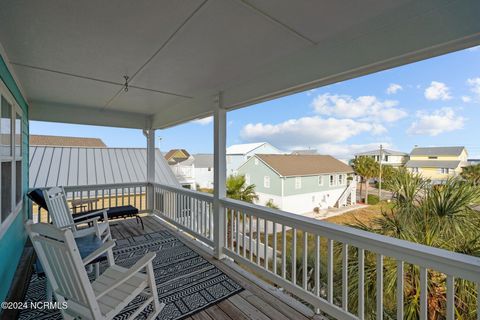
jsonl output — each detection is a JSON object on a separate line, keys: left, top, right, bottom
{"left": 354, "top": 149, "right": 408, "bottom": 167}
{"left": 291, "top": 149, "right": 317, "bottom": 155}
{"left": 405, "top": 146, "right": 468, "bottom": 183}
{"left": 193, "top": 154, "right": 214, "bottom": 189}
{"left": 238, "top": 154, "right": 356, "bottom": 214}
{"left": 226, "top": 142, "right": 283, "bottom": 175}
{"left": 30, "top": 134, "right": 107, "bottom": 148}
{"left": 29, "top": 146, "right": 179, "bottom": 188}
{"left": 164, "top": 149, "right": 196, "bottom": 189}
{"left": 164, "top": 149, "right": 191, "bottom": 165}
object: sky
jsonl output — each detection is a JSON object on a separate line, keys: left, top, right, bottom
{"left": 31, "top": 45, "right": 480, "bottom": 160}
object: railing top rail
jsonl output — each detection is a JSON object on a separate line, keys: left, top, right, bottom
{"left": 221, "top": 197, "right": 480, "bottom": 282}
{"left": 29, "top": 182, "right": 148, "bottom": 192}
{"left": 153, "top": 182, "right": 213, "bottom": 202}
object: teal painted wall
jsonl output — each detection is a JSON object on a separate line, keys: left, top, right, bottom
{"left": 0, "top": 53, "right": 29, "bottom": 303}
{"left": 238, "top": 156, "right": 282, "bottom": 195}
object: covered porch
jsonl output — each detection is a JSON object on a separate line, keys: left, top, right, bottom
{"left": 1, "top": 1, "right": 480, "bottom": 319}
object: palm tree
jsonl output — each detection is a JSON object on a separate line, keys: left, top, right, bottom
{"left": 352, "top": 156, "right": 379, "bottom": 204}
{"left": 348, "top": 172, "right": 480, "bottom": 318}
{"left": 226, "top": 174, "right": 258, "bottom": 203}
{"left": 461, "top": 164, "right": 480, "bottom": 186}
{"left": 265, "top": 199, "right": 279, "bottom": 209}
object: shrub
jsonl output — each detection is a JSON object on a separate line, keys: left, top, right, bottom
{"left": 367, "top": 194, "right": 379, "bottom": 205}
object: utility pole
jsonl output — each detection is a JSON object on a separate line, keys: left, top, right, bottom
{"left": 378, "top": 144, "right": 383, "bottom": 200}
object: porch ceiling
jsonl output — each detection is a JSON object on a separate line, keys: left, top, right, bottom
{"left": 0, "top": 0, "right": 479, "bottom": 129}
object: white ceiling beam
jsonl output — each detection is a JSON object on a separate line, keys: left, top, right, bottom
{"left": 151, "top": 0, "right": 480, "bottom": 129}
{"left": 30, "top": 101, "right": 151, "bottom": 129}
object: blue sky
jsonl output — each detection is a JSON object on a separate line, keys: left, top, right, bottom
{"left": 31, "top": 45, "right": 480, "bottom": 159}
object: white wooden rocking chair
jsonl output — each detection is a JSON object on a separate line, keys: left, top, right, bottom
{"left": 26, "top": 221, "right": 164, "bottom": 320}
{"left": 43, "top": 187, "right": 111, "bottom": 242}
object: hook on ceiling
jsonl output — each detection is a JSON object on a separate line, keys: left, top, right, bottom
{"left": 123, "top": 75, "right": 129, "bottom": 92}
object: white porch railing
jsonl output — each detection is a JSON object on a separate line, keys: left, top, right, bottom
{"left": 30, "top": 182, "right": 149, "bottom": 223}
{"left": 151, "top": 182, "right": 480, "bottom": 320}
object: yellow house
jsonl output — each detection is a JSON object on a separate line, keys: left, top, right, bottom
{"left": 405, "top": 146, "right": 468, "bottom": 183}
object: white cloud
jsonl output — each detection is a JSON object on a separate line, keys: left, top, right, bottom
{"left": 461, "top": 96, "right": 472, "bottom": 103}
{"left": 467, "top": 78, "right": 480, "bottom": 99}
{"left": 311, "top": 93, "right": 407, "bottom": 123}
{"left": 191, "top": 116, "right": 213, "bottom": 125}
{"left": 386, "top": 83, "right": 403, "bottom": 95}
{"left": 240, "top": 116, "right": 385, "bottom": 150}
{"left": 407, "top": 107, "right": 464, "bottom": 136}
{"left": 424, "top": 81, "right": 452, "bottom": 100}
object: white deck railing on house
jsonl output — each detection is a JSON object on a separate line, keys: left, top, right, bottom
{"left": 30, "top": 182, "right": 480, "bottom": 319}
{"left": 30, "top": 182, "right": 149, "bottom": 223}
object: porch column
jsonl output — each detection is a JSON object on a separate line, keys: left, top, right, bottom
{"left": 213, "top": 92, "right": 226, "bottom": 260}
{"left": 146, "top": 129, "right": 156, "bottom": 212}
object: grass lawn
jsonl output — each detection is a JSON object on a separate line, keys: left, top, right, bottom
{"left": 324, "top": 201, "right": 394, "bottom": 227}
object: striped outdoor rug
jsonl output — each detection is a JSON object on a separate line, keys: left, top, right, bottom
{"left": 19, "top": 230, "right": 243, "bottom": 320}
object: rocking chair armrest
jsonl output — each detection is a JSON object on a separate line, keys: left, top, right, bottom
{"left": 96, "top": 252, "right": 156, "bottom": 299}
{"left": 82, "top": 240, "right": 116, "bottom": 265}
{"left": 72, "top": 216, "right": 101, "bottom": 226}
{"left": 73, "top": 209, "right": 109, "bottom": 221}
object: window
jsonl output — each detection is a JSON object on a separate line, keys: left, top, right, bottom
{"left": 208, "top": 167, "right": 212, "bottom": 171}
{"left": 295, "top": 177, "right": 302, "bottom": 189}
{"left": 330, "top": 175, "right": 335, "bottom": 186}
{"left": 384, "top": 155, "right": 389, "bottom": 162}
{"left": 312, "top": 196, "right": 315, "bottom": 202}
{"left": 318, "top": 176, "right": 323, "bottom": 186}
{"left": 412, "top": 167, "right": 419, "bottom": 173}
{"left": 0, "top": 85, "right": 23, "bottom": 233}
{"left": 245, "top": 174, "right": 251, "bottom": 185}
{"left": 254, "top": 158, "right": 259, "bottom": 165}
{"left": 428, "top": 156, "right": 438, "bottom": 159}
{"left": 264, "top": 176, "right": 270, "bottom": 188}
{"left": 338, "top": 174, "right": 344, "bottom": 185}
{"left": 439, "top": 168, "right": 449, "bottom": 174}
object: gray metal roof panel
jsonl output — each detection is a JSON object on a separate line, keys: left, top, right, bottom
{"left": 405, "top": 160, "right": 461, "bottom": 169}
{"left": 410, "top": 146, "right": 465, "bottom": 156}
{"left": 29, "top": 146, "right": 179, "bottom": 188}
{"left": 355, "top": 149, "right": 408, "bottom": 156}
{"left": 193, "top": 154, "right": 213, "bottom": 168}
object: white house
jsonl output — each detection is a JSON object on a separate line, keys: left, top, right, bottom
{"left": 193, "top": 154, "right": 214, "bottom": 189}
{"left": 226, "top": 142, "right": 282, "bottom": 175}
{"left": 354, "top": 149, "right": 409, "bottom": 167}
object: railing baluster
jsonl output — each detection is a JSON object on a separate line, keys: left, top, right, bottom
{"left": 249, "top": 215, "right": 253, "bottom": 261}
{"left": 315, "top": 234, "right": 320, "bottom": 297}
{"left": 230, "top": 210, "right": 234, "bottom": 250}
{"left": 376, "top": 254, "right": 383, "bottom": 320}
{"left": 236, "top": 210, "right": 240, "bottom": 255}
{"left": 446, "top": 275, "right": 454, "bottom": 320}
{"left": 264, "top": 220, "right": 268, "bottom": 270}
{"left": 272, "top": 222, "right": 277, "bottom": 274}
{"left": 358, "top": 248, "right": 365, "bottom": 320}
{"left": 282, "top": 225, "right": 286, "bottom": 279}
{"left": 242, "top": 212, "right": 246, "bottom": 257}
{"left": 256, "top": 216, "right": 260, "bottom": 265}
{"left": 292, "top": 228, "right": 297, "bottom": 285}
{"left": 342, "top": 243, "right": 348, "bottom": 311}
{"left": 420, "top": 267, "right": 427, "bottom": 320}
{"left": 327, "top": 239, "right": 333, "bottom": 303}
{"left": 477, "top": 282, "right": 480, "bottom": 320}
{"left": 302, "top": 231, "right": 308, "bottom": 290}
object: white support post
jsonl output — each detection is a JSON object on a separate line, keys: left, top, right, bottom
{"left": 145, "top": 129, "right": 156, "bottom": 212}
{"left": 213, "top": 92, "right": 226, "bottom": 260}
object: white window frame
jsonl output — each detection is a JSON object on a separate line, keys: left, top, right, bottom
{"left": 439, "top": 168, "right": 449, "bottom": 174}
{"left": 329, "top": 174, "right": 336, "bottom": 186}
{"left": 245, "top": 173, "right": 250, "bottom": 185}
{"left": 263, "top": 176, "right": 270, "bottom": 188}
{"left": 0, "top": 79, "right": 24, "bottom": 239}
{"left": 338, "top": 174, "right": 344, "bottom": 185}
{"left": 295, "top": 177, "right": 302, "bottom": 189}
{"left": 318, "top": 176, "right": 323, "bottom": 186}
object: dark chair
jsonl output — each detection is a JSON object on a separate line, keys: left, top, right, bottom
{"left": 27, "top": 188, "right": 144, "bottom": 229}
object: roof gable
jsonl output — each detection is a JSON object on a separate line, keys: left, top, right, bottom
{"left": 410, "top": 146, "right": 466, "bottom": 156}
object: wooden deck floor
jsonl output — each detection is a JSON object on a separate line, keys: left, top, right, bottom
{"left": 110, "top": 215, "right": 318, "bottom": 320}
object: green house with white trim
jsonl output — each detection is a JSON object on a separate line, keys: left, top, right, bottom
{"left": 238, "top": 154, "right": 356, "bottom": 214}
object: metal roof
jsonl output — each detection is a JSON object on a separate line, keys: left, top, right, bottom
{"left": 405, "top": 160, "right": 461, "bottom": 169}
{"left": 355, "top": 149, "right": 408, "bottom": 156}
{"left": 193, "top": 154, "right": 213, "bottom": 168}
{"left": 227, "top": 142, "right": 267, "bottom": 155}
{"left": 410, "top": 146, "right": 466, "bottom": 156}
{"left": 29, "top": 146, "right": 179, "bottom": 188}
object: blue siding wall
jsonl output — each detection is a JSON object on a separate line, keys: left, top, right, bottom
{"left": 0, "top": 53, "right": 29, "bottom": 303}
